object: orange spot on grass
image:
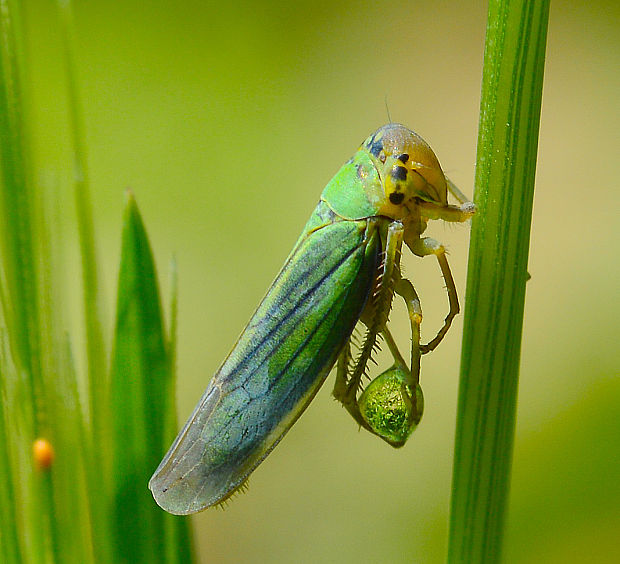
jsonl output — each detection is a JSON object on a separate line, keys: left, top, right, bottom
{"left": 33, "top": 438, "right": 54, "bottom": 470}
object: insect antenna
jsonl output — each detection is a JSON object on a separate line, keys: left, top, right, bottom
{"left": 384, "top": 94, "right": 393, "bottom": 124}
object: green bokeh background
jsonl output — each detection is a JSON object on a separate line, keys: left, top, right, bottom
{"left": 24, "top": 1, "right": 619, "bottom": 562}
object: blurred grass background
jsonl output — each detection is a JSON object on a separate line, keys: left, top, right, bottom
{"left": 20, "top": 0, "right": 619, "bottom": 562}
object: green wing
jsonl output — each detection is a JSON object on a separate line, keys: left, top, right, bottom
{"left": 149, "top": 202, "right": 380, "bottom": 514}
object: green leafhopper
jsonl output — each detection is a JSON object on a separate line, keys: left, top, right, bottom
{"left": 149, "top": 123, "right": 475, "bottom": 514}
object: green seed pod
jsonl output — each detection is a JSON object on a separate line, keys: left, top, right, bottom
{"left": 358, "top": 366, "right": 424, "bottom": 448}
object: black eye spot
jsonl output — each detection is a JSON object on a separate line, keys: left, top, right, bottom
{"left": 391, "top": 166, "right": 408, "bottom": 181}
{"left": 389, "top": 192, "right": 405, "bottom": 205}
{"left": 397, "top": 153, "right": 409, "bottom": 163}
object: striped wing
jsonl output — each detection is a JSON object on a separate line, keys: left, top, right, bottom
{"left": 149, "top": 211, "right": 379, "bottom": 513}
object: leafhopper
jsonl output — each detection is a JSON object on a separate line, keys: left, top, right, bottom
{"left": 149, "top": 124, "right": 475, "bottom": 514}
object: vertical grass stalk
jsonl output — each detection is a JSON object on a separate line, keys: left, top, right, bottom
{"left": 57, "top": 0, "right": 110, "bottom": 477}
{"left": 0, "top": 0, "right": 42, "bottom": 429}
{"left": 447, "top": 1, "right": 550, "bottom": 562}
{"left": 0, "top": 0, "right": 58, "bottom": 560}
{"left": 55, "top": 2, "right": 112, "bottom": 560}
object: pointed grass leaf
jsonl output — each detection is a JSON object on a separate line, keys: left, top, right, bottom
{"left": 109, "top": 193, "right": 171, "bottom": 563}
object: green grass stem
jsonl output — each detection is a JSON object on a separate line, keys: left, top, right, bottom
{"left": 56, "top": 0, "right": 110, "bottom": 483}
{"left": 55, "top": 2, "right": 112, "bottom": 560}
{"left": 447, "top": 1, "right": 550, "bottom": 562}
{"left": 0, "top": 0, "right": 42, "bottom": 429}
{"left": 0, "top": 0, "right": 58, "bottom": 559}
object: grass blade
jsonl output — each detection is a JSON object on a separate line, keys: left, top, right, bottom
{"left": 109, "top": 192, "right": 191, "bottom": 562}
{"left": 0, "top": 1, "right": 57, "bottom": 560}
{"left": 448, "top": 1, "right": 551, "bottom": 562}
{"left": 56, "top": 0, "right": 110, "bottom": 483}
{"left": 0, "top": 0, "right": 41, "bottom": 422}
{"left": 0, "top": 338, "right": 20, "bottom": 564}
{"left": 55, "top": 3, "right": 112, "bottom": 560}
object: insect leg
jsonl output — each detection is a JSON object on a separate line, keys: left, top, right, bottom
{"left": 392, "top": 277, "right": 422, "bottom": 385}
{"left": 332, "top": 341, "right": 351, "bottom": 403}
{"left": 446, "top": 178, "right": 474, "bottom": 206}
{"left": 346, "top": 221, "right": 404, "bottom": 395}
{"left": 334, "top": 220, "right": 405, "bottom": 432}
{"left": 335, "top": 273, "right": 426, "bottom": 445}
{"left": 333, "top": 340, "right": 373, "bottom": 431}
{"left": 408, "top": 237, "right": 459, "bottom": 354}
{"left": 355, "top": 286, "right": 425, "bottom": 447}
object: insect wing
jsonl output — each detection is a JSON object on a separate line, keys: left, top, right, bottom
{"left": 149, "top": 211, "right": 379, "bottom": 513}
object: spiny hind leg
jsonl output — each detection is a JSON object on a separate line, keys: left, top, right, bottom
{"left": 333, "top": 341, "right": 371, "bottom": 431}
{"left": 355, "top": 288, "right": 424, "bottom": 447}
{"left": 408, "top": 237, "right": 459, "bottom": 354}
{"left": 333, "top": 277, "right": 424, "bottom": 433}
{"left": 338, "top": 220, "right": 405, "bottom": 400}
{"left": 333, "top": 220, "right": 405, "bottom": 430}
